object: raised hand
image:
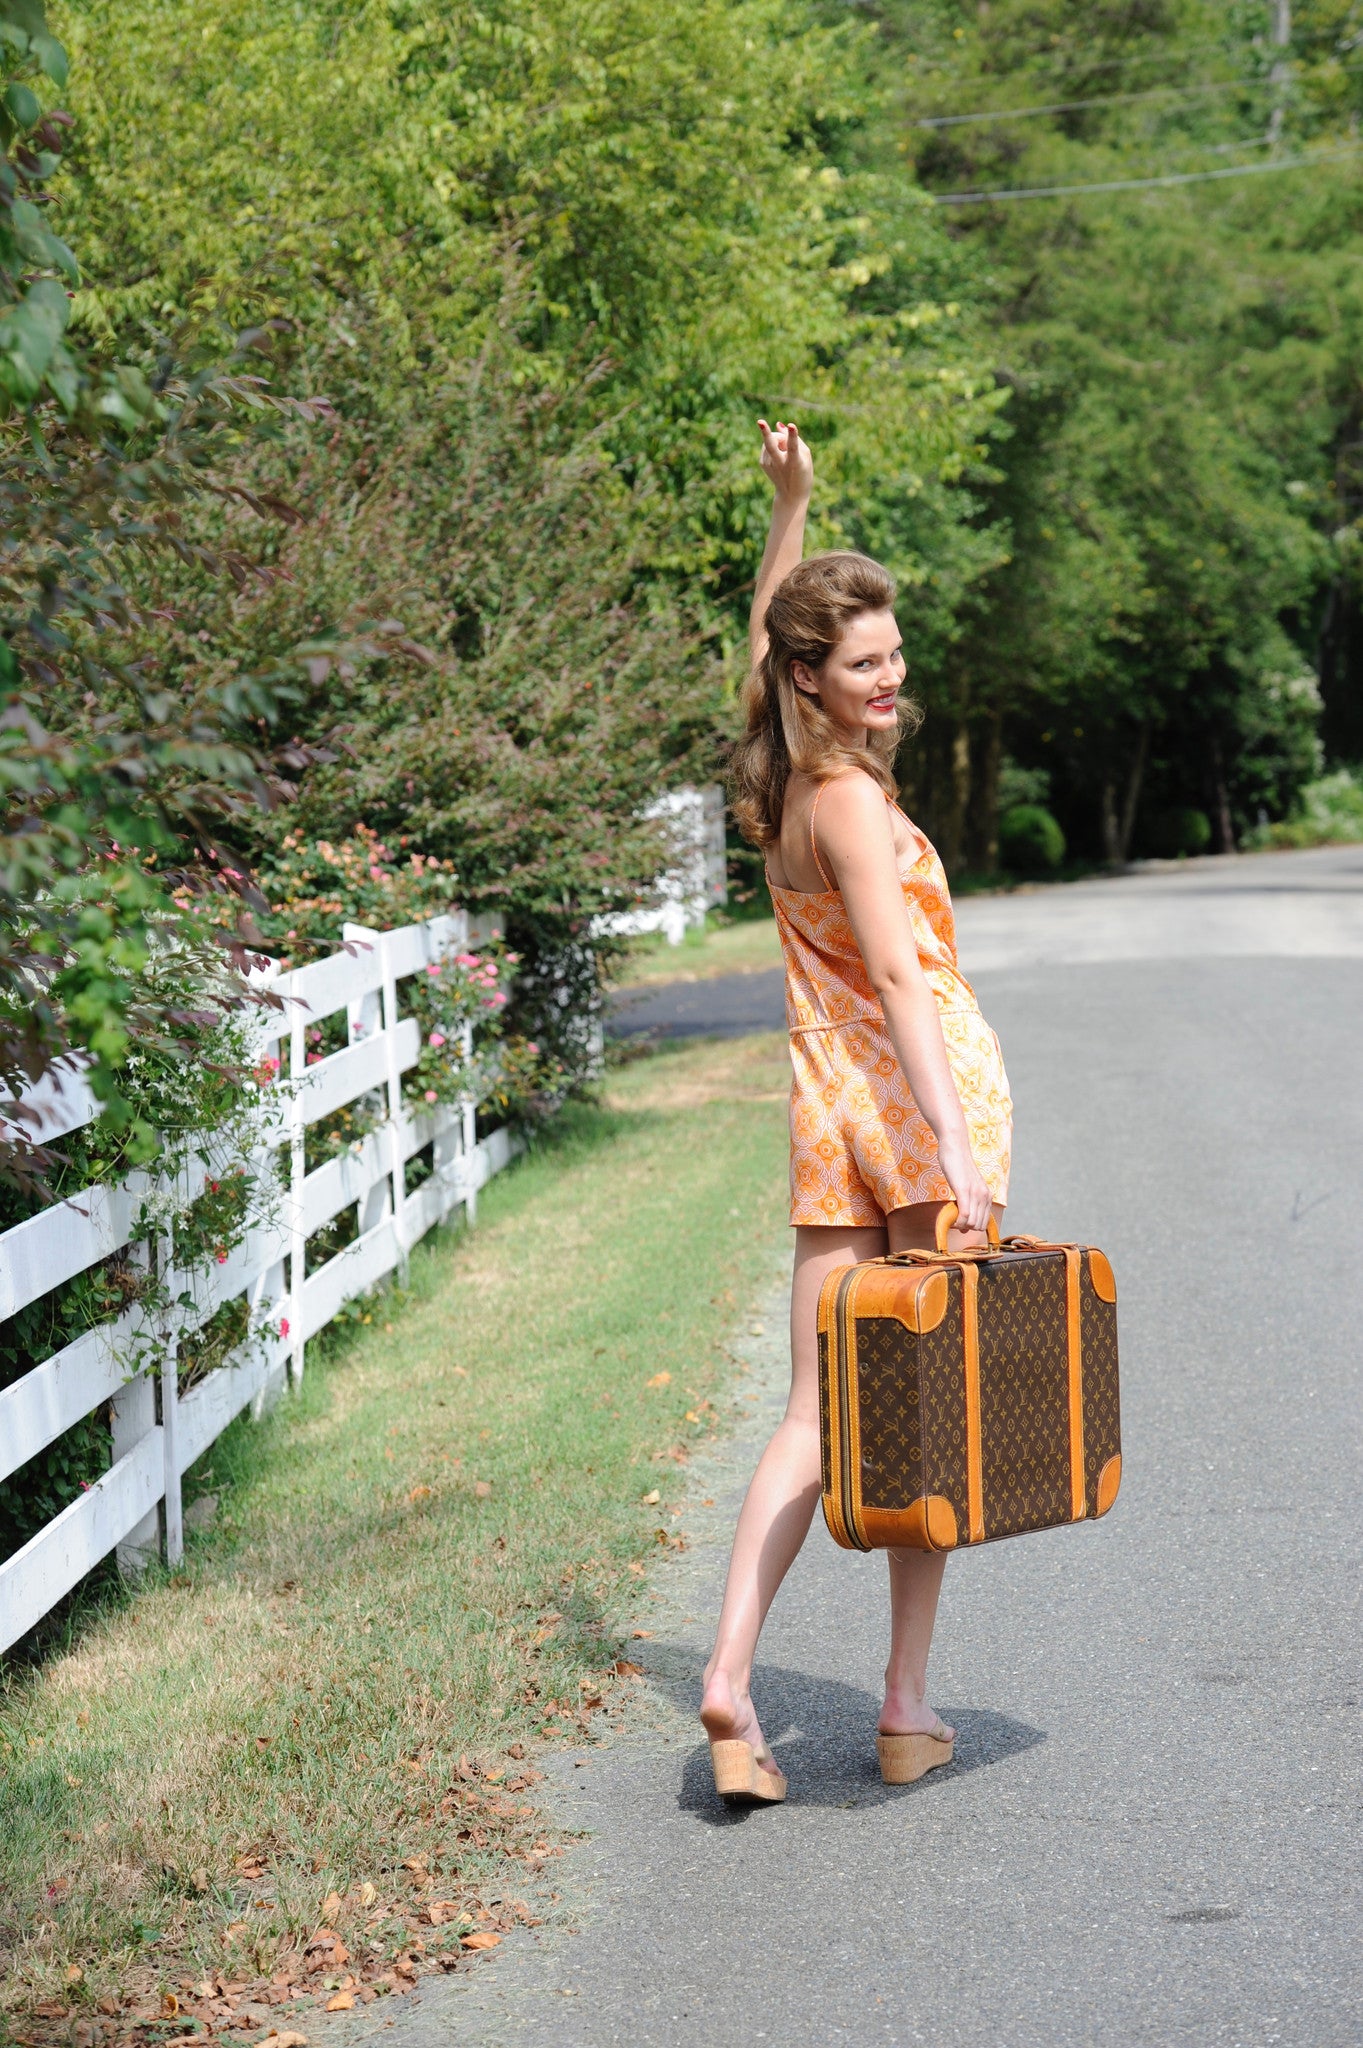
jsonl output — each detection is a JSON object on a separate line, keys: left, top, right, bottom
{"left": 758, "top": 418, "right": 813, "bottom": 505}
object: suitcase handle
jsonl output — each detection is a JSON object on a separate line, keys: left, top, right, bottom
{"left": 935, "top": 1201, "right": 1001, "bottom": 1252}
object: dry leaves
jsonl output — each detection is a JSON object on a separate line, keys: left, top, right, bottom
{"left": 460, "top": 1933, "right": 501, "bottom": 1952}
{"left": 645, "top": 1371, "right": 671, "bottom": 1388}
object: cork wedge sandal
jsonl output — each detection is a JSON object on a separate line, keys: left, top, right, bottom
{"left": 708, "top": 1739, "right": 788, "bottom": 1807}
{"left": 876, "top": 1720, "right": 954, "bottom": 1785}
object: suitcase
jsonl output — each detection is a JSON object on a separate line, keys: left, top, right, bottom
{"left": 818, "top": 1206, "right": 1121, "bottom": 1552}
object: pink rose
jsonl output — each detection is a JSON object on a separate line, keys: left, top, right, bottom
{"left": 424, "top": 1088, "right": 438, "bottom": 1102}
{"left": 526, "top": 1043, "right": 539, "bottom": 1056}
{"left": 429, "top": 1031, "right": 446, "bottom": 1048}
{"left": 279, "top": 1317, "right": 290, "bottom": 1339}
{"left": 216, "top": 1250, "right": 228, "bottom": 1265}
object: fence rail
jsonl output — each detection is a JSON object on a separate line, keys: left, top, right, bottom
{"left": 0, "top": 909, "right": 515, "bottom": 1654}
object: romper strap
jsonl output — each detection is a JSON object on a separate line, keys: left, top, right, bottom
{"left": 808, "top": 781, "right": 836, "bottom": 891}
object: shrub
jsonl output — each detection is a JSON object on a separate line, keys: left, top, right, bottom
{"left": 1145, "top": 807, "right": 1213, "bottom": 859}
{"left": 998, "top": 804, "right": 1066, "bottom": 874}
{"left": 1243, "top": 770, "right": 1363, "bottom": 849}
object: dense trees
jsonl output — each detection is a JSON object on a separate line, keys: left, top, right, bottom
{"left": 881, "top": 0, "right": 1363, "bottom": 863}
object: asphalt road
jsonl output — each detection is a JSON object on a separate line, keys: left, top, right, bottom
{"left": 353, "top": 845, "right": 1363, "bottom": 2047}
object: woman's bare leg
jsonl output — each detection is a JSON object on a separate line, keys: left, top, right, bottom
{"left": 877, "top": 1201, "right": 1005, "bottom": 1739}
{"left": 700, "top": 1222, "right": 885, "bottom": 1772}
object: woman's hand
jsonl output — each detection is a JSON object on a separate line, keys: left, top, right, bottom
{"left": 758, "top": 418, "right": 813, "bottom": 506}
{"left": 936, "top": 1135, "right": 994, "bottom": 1235}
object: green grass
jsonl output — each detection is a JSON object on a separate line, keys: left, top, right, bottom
{"left": 610, "top": 912, "right": 783, "bottom": 987}
{"left": 0, "top": 1034, "right": 791, "bottom": 2035}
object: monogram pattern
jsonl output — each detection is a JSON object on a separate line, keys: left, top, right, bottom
{"left": 917, "top": 1292, "right": 970, "bottom": 1535}
{"left": 976, "top": 1255, "right": 1073, "bottom": 1539}
{"left": 1079, "top": 1257, "right": 1122, "bottom": 1514}
{"left": 851, "top": 1317, "right": 924, "bottom": 1509}
{"left": 823, "top": 1246, "right": 1122, "bottom": 1549}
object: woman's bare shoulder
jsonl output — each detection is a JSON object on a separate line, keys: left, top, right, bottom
{"left": 816, "top": 768, "right": 891, "bottom": 824}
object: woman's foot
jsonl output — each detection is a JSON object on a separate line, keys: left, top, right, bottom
{"left": 700, "top": 1669, "right": 783, "bottom": 1780}
{"left": 878, "top": 1685, "right": 954, "bottom": 1742}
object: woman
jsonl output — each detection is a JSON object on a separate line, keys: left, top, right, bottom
{"left": 700, "top": 420, "right": 1012, "bottom": 1805}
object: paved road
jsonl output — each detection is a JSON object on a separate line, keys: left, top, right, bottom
{"left": 359, "top": 846, "right": 1363, "bottom": 2046}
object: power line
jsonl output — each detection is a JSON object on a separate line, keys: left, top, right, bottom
{"left": 914, "top": 76, "right": 1260, "bottom": 128}
{"left": 930, "top": 141, "right": 1363, "bottom": 203}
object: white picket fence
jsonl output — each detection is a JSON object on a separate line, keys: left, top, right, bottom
{"left": 0, "top": 910, "right": 515, "bottom": 1654}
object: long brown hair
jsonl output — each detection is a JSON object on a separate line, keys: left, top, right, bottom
{"left": 729, "top": 551, "right": 920, "bottom": 847}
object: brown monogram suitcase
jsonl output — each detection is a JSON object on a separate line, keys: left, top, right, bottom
{"left": 817, "top": 1206, "right": 1121, "bottom": 1552}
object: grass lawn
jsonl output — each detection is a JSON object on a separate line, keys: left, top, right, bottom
{"left": 610, "top": 912, "right": 782, "bottom": 987}
{"left": 0, "top": 1033, "right": 792, "bottom": 2042}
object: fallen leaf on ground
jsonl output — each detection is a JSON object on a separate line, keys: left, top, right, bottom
{"left": 358, "top": 1881, "right": 377, "bottom": 1907}
{"left": 326, "top": 1993, "right": 355, "bottom": 2011}
{"left": 321, "top": 1892, "right": 343, "bottom": 1922}
{"left": 631, "top": 1629, "right": 653, "bottom": 1638}
{"left": 640, "top": 1489, "right": 660, "bottom": 1505}
{"left": 645, "top": 1371, "right": 671, "bottom": 1388}
{"left": 256, "top": 2033, "right": 309, "bottom": 2047}
{"left": 461, "top": 1932, "right": 501, "bottom": 1951}
{"left": 613, "top": 1659, "right": 644, "bottom": 1677}
{"left": 64, "top": 1966, "right": 83, "bottom": 1985}
{"left": 407, "top": 1485, "right": 432, "bottom": 1502}
{"left": 473, "top": 1480, "right": 492, "bottom": 1497}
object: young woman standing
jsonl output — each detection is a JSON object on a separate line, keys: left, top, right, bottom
{"left": 700, "top": 420, "right": 1013, "bottom": 1805}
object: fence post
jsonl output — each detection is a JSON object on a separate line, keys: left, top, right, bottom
{"left": 288, "top": 996, "right": 307, "bottom": 1384}
{"left": 158, "top": 1224, "right": 183, "bottom": 1569}
{"left": 112, "top": 1238, "right": 159, "bottom": 1581}
{"left": 378, "top": 930, "right": 409, "bottom": 1279}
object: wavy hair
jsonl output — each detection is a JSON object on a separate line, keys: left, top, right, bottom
{"left": 729, "top": 551, "right": 920, "bottom": 847}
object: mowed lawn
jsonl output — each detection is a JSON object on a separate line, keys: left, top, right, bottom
{"left": 0, "top": 1034, "right": 791, "bottom": 2036}
{"left": 611, "top": 913, "right": 782, "bottom": 986}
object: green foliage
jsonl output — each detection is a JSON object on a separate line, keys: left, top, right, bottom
{"left": 881, "top": 0, "right": 1363, "bottom": 862}
{"left": 48, "top": 0, "right": 1003, "bottom": 1083}
{"left": 1245, "top": 766, "right": 1363, "bottom": 846}
{"left": 1145, "top": 807, "right": 1213, "bottom": 860}
{"left": 0, "top": 0, "right": 342, "bottom": 1195}
{"left": 998, "top": 802, "right": 1066, "bottom": 873}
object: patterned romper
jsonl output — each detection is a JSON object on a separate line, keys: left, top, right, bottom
{"left": 769, "top": 784, "right": 1012, "bottom": 1229}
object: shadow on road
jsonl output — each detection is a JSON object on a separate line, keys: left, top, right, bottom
{"left": 642, "top": 1652, "right": 1046, "bottom": 1823}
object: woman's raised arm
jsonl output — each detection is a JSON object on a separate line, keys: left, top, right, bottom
{"left": 749, "top": 420, "right": 813, "bottom": 669}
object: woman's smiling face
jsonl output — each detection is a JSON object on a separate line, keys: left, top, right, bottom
{"left": 792, "top": 607, "right": 905, "bottom": 741}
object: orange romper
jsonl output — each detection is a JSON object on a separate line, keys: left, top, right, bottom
{"left": 770, "top": 786, "right": 1012, "bottom": 1228}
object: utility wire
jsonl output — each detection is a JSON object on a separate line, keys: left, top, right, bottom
{"left": 930, "top": 141, "right": 1362, "bottom": 203}
{"left": 914, "top": 76, "right": 1260, "bottom": 128}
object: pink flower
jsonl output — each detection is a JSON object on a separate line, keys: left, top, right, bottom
{"left": 428, "top": 1030, "right": 446, "bottom": 1048}
{"left": 427, "top": 963, "right": 440, "bottom": 977}
{"left": 279, "top": 1317, "right": 290, "bottom": 1339}
{"left": 526, "top": 1042, "right": 539, "bottom": 1056}
{"left": 456, "top": 953, "right": 479, "bottom": 968}
{"left": 369, "top": 865, "right": 384, "bottom": 880}
{"left": 215, "top": 1249, "right": 228, "bottom": 1265}
{"left": 424, "top": 1088, "right": 438, "bottom": 1102}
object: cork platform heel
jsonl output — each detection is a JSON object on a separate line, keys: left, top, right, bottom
{"left": 875, "top": 1721, "right": 954, "bottom": 1785}
{"left": 708, "top": 1739, "right": 788, "bottom": 1807}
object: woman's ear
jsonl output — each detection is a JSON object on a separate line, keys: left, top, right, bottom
{"left": 791, "top": 660, "right": 820, "bottom": 699}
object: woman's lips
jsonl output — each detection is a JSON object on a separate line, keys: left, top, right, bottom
{"left": 867, "top": 693, "right": 898, "bottom": 711}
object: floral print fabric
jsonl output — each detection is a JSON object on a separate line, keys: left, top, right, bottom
{"left": 770, "top": 803, "right": 1012, "bottom": 1227}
